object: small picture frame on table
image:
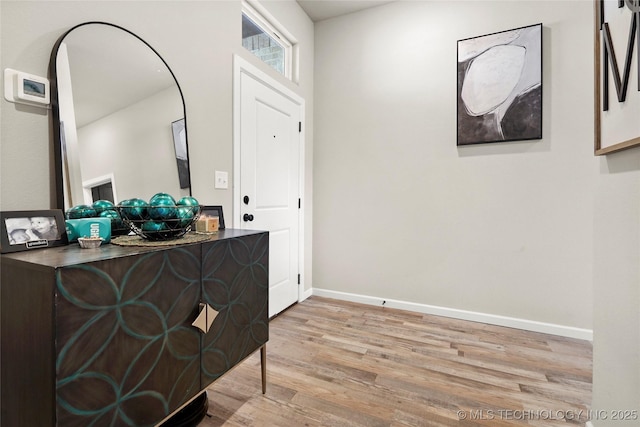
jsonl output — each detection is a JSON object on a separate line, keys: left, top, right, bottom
{"left": 1, "top": 210, "right": 69, "bottom": 254}
{"left": 200, "top": 205, "right": 225, "bottom": 229}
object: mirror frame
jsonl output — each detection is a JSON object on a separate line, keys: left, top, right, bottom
{"left": 49, "top": 21, "right": 191, "bottom": 210}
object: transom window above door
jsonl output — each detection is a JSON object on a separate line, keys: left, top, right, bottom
{"left": 242, "top": 1, "right": 294, "bottom": 79}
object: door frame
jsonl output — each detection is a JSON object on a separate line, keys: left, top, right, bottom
{"left": 232, "top": 54, "right": 306, "bottom": 304}
{"left": 82, "top": 173, "right": 118, "bottom": 205}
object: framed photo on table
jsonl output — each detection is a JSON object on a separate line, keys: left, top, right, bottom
{"left": 0, "top": 210, "right": 68, "bottom": 253}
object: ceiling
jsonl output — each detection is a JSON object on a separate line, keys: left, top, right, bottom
{"left": 296, "top": 0, "right": 394, "bottom": 22}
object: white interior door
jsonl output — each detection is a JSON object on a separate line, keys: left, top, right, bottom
{"left": 235, "top": 57, "right": 303, "bottom": 317}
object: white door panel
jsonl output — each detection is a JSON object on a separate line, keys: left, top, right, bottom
{"left": 237, "top": 66, "right": 302, "bottom": 317}
{"left": 255, "top": 100, "right": 292, "bottom": 210}
{"left": 255, "top": 101, "right": 291, "bottom": 209}
{"left": 269, "top": 229, "right": 290, "bottom": 286}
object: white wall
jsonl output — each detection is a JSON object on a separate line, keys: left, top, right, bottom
{"left": 0, "top": 0, "right": 314, "bottom": 291}
{"left": 314, "top": 0, "right": 595, "bottom": 331}
{"left": 593, "top": 151, "right": 640, "bottom": 426}
{"left": 314, "top": 0, "right": 639, "bottom": 422}
{"left": 78, "top": 87, "right": 187, "bottom": 203}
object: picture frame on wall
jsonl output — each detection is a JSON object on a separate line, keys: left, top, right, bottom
{"left": 201, "top": 205, "right": 225, "bottom": 229}
{"left": 0, "top": 210, "right": 69, "bottom": 253}
{"left": 171, "top": 118, "right": 190, "bottom": 189}
{"left": 457, "top": 23, "right": 543, "bottom": 146}
{"left": 593, "top": 0, "right": 640, "bottom": 155}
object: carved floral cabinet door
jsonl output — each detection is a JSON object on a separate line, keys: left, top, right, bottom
{"left": 55, "top": 246, "right": 202, "bottom": 427}
{"left": 200, "top": 234, "right": 269, "bottom": 386}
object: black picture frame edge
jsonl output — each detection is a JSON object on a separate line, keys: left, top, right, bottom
{"left": 171, "top": 118, "right": 191, "bottom": 189}
{"left": 456, "top": 22, "right": 543, "bottom": 147}
{"left": 456, "top": 22, "right": 543, "bottom": 45}
{"left": 0, "top": 209, "right": 69, "bottom": 254}
{"left": 200, "top": 205, "right": 225, "bottom": 230}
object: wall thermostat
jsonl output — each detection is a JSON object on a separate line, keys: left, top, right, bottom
{"left": 4, "top": 68, "right": 50, "bottom": 107}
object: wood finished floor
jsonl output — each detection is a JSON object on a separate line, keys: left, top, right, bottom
{"left": 201, "top": 296, "right": 592, "bottom": 427}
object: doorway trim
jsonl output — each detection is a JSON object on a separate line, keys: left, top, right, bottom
{"left": 232, "top": 54, "right": 306, "bottom": 304}
{"left": 82, "top": 173, "right": 118, "bottom": 205}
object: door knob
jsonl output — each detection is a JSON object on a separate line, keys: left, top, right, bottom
{"left": 243, "top": 195, "right": 250, "bottom": 205}
{"left": 243, "top": 213, "right": 254, "bottom": 222}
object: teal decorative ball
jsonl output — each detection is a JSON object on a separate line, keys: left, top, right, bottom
{"left": 66, "top": 204, "right": 97, "bottom": 219}
{"left": 176, "top": 206, "right": 195, "bottom": 228}
{"left": 119, "top": 198, "right": 148, "bottom": 220}
{"left": 150, "top": 192, "right": 176, "bottom": 206}
{"left": 141, "top": 220, "right": 167, "bottom": 232}
{"left": 177, "top": 196, "right": 199, "bottom": 207}
{"left": 149, "top": 195, "right": 177, "bottom": 220}
{"left": 92, "top": 199, "right": 115, "bottom": 215}
{"left": 99, "top": 209, "right": 125, "bottom": 230}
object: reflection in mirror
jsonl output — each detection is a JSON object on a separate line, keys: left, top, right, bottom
{"left": 50, "top": 22, "right": 191, "bottom": 210}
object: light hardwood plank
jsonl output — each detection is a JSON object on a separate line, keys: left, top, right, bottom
{"left": 201, "top": 297, "right": 592, "bottom": 426}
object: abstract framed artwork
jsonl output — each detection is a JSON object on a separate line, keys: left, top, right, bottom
{"left": 457, "top": 23, "right": 543, "bottom": 146}
{"left": 594, "top": 0, "right": 640, "bottom": 155}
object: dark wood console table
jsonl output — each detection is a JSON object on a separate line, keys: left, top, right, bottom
{"left": 1, "top": 229, "right": 269, "bottom": 426}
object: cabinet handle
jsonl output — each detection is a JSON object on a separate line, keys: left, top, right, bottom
{"left": 191, "top": 303, "right": 219, "bottom": 334}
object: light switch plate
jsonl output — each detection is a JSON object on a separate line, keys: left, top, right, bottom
{"left": 215, "top": 171, "right": 228, "bottom": 189}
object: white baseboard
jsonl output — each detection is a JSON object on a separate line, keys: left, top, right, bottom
{"left": 311, "top": 288, "right": 593, "bottom": 341}
{"left": 299, "top": 286, "right": 313, "bottom": 302}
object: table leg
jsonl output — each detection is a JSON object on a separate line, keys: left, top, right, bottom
{"left": 260, "top": 344, "right": 267, "bottom": 394}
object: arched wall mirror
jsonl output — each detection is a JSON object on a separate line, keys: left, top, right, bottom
{"left": 49, "top": 22, "right": 191, "bottom": 211}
